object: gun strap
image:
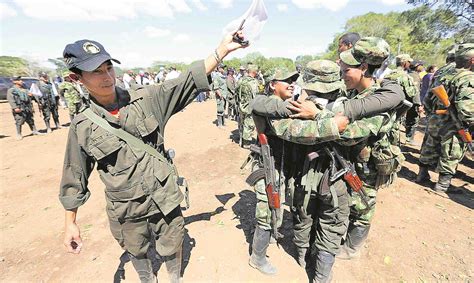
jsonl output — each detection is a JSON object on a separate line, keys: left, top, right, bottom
{"left": 82, "top": 108, "right": 170, "bottom": 166}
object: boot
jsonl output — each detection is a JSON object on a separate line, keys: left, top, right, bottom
{"left": 241, "top": 139, "right": 251, "bottom": 149}
{"left": 16, "top": 124, "right": 22, "bottom": 140}
{"left": 249, "top": 226, "right": 277, "bottom": 275}
{"left": 45, "top": 122, "right": 52, "bottom": 133}
{"left": 314, "top": 250, "right": 335, "bottom": 283}
{"left": 221, "top": 116, "right": 226, "bottom": 126}
{"left": 31, "top": 125, "right": 45, "bottom": 136}
{"left": 217, "top": 116, "right": 223, "bottom": 128}
{"left": 163, "top": 247, "right": 183, "bottom": 283}
{"left": 434, "top": 173, "right": 452, "bottom": 193}
{"left": 416, "top": 165, "right": 430, "bottom": 183}
{"left": 296, "top": 247, "right": 307, "bottom": 268}
{"left": 129, "top": 254, "right": 156, "bottom": 283}
{"left": 337, "top": 224, "right": 370, "bottom": 260}
{"left": 55, "top": 120, "right": 63, "bottom": 129}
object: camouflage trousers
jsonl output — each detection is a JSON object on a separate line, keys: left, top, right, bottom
{"left": 13, "top": 111, "right": 35, "bottom": 129}
{"left": 291, "top": 179, "right": 350, "bottom": 255}
{"left": 216, "top": 96, "right": 226, "bottom": 115}
{"left": 419, "top": 129, "right": 467, "bottom": 175}
{"left": 108, "top": 205, "right": 185, "bottom": 259}
{"left": 240, "top": 112, "right": 255, "bottom": 142}
{"left": 349, "top": 182, "right": 377, "bottom": 228}
{"left": 405, "top": 106, "right": 419, "bottom": 138}
{"left": 41, "top": 104, "right": 60, "bottom": 124}
{"left": 254, "top": 168, "right": 285, "bottom": 231}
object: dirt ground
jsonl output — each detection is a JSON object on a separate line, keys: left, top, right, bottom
{"left": 0, "top": 99, "right": 472, "bottom": 282}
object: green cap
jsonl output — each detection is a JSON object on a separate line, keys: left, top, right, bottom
{"left": 339, "top": 37, "right": 390, "bottom": 66}
{"left": 455, "top": 43, "right": 474, "bottom": 60}
{"left": 297, "top": 60, "right": 344, "bottom": 93}
{"left": 395, "top": 54, "right": 413, "bottom": 64}
{"left": 269, "top": 68, "right": 299, "bottom": 82}
{"left": 247, "top": 64, "right": 258, "bottom": 72}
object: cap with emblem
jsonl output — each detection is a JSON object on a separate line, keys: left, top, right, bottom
{"left": 339, "top": 37, "right": 390, "bottom": 66}
{"left": 269, "top": 68, "right": 299, "bottom": 82}
{"left": 395, "top": 54, "right": 413, "bottom": 64}
{"left": 455, "top": 43, "right": 474, "bottom": 60}
{"left": 297, "top": 60, "right": 344, "bottom": 93}
{"left": 63, "top": 39, "right": 120, "bottom": 72}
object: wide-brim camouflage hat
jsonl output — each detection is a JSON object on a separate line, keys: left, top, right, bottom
{"left": 395, "top": 54, "right": 413, "bottom": 64}
{"left": 455, "top": 43, "right": 474, "bottom": 59}
{"left": 297, "top": 60, "right": 344, "bottom": 93}
{"left": 269, "top": 68, "right": 299, "bottom": 82}
{"left": 340, "top": 37, "right": 390, "bottom": 66}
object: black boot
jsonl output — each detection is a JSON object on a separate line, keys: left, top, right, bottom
{"left": 55, "top": 119, "right": 63, "bottom": 129}
{"left": 416, "top": 165, "right": 430, "bottom": 183}
{"left": 15, "top": 124, "right": 22, "bottom": 140}
{"left": 249, "top": 226, "right": 277, "bottom": 275}
{"left": 314, "top": 250, "right": 335, "bottom": 283}
{"left": 129, "top": 254, "right": 156, "bottom": 283}
{"left": 217, "top": 116, "right": 223, "bottom": 128}
{"left": 434, "top": 173, "right": 452, "bottom": 192}
{"left": 337, "top": 224, "right": 370, "bottom": 260}
{"left": 163, "top": 247, "right": 182, "bottom": 283}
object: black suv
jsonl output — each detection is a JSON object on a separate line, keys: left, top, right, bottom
{"left": 0, "top": 77, "right": 13, "bottom": 100}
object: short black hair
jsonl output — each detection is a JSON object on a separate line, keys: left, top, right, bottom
{"left": 339, "top": 32, "right": 361, "bottom": 47}
{"left": 70, "top": 67, "right": 82, "bottom": 76}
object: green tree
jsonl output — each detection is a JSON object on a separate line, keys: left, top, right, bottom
{"left": 0, "top": 56, "right": 31, "bottom": 76}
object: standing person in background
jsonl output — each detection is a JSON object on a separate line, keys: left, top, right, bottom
{"left": 212, "top": 63, "right": 228, "bottom": 128}
{"left": 59, "top": 73, "right": 83, "bottom": 122}
{"left": 420, "top": 65, "right": 437, "bottom": 102}
{"left": 37, "top": 72, "right": 62, "bottom": 133}
{"left": 337, "top": 32, "right": 361, "bottom": 53}
{"left": 236, "top": 64, "right": 260, "bottom": 147}
{"left": 405, "top": 60, "right": 423, "bottom": 144}
{"left": 226, "top": 67, "right": 237, "bottom": 120}
{"left": 165, "top": 66, "right": 180, "bottom": 81}
{"left": 7, "top": 76, "right": 43, "bottom": 139}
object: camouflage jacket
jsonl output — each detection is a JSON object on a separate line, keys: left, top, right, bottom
{"left": 59, "top": 81, "right": 81, "bottom": 105}
{"left": 424, "top": 62, "right": 457, "bottom": 114}
{"left": 237, "top": 76, "right": 259, "bottom": 114}
{"left": 385, "top": 67, "right": 420, "bottom": 105}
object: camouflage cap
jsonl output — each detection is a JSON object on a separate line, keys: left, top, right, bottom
{"left": 247, "top": 64, "right": 258, "bottom": 72}
{"left": 269, "top": 68, "right": 299, "bottom": 82}
{"left": 455, "top": 43, "right": 474, "bottom": 59}
{"left": 296, "top": 60, "right": 344, "bottom": 93}
{"left": 339, "top": 37, "right": 390, "bottom": 66}
{"left": 395, "top": 54, "right": 413, "bottom": 64}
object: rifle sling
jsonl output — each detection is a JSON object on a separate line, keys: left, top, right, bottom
{"left": 82, "top": 108, "right": 170, "bottom": 166}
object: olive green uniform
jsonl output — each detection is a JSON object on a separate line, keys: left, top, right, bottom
{"left": 212, "top": 72, "right": 228, "bottom": 126}
{"left": 59, "top": 61, "right": 210, "bottom": 260}
{"left": 37, "top": 80, "right": 61, "bottom": 128}
{"left": 7, "top": 85, "right": 38, "bottom": 137}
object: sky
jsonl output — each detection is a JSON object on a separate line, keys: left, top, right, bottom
{"left": 0, "top": 0, "right": 413, "bottom": 69}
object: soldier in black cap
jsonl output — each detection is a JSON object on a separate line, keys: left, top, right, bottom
{"left": 7, "top": 76, "right": 42, "bottom": 140}
{"left": 37, "top": 72, "right": 62, "bottom": 133}
{"left": 59, "top": 33, "right": 247, "bottom": 282}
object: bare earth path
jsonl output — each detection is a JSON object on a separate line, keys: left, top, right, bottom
{"left": 0, "top": 99, "right": 472, "bottom": 282}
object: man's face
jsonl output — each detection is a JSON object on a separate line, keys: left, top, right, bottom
{"left": 340, "top": 62, "right": 363, "bottom": 90}
{"left": 78, "top": 61, "right": 116, "bottom": 99}
{"left": 338, "top": 40, "right": 351, "bottom": 54}
{"left": 273, "top": 80, "right": 295, "bottom": 101}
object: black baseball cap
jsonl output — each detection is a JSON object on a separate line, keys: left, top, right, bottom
{"left": 63, "top": 39, "right": 120, "bottom": 71}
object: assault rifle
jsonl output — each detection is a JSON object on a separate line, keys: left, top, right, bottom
{"left": 432, "top": 85, "right": 473, "bottom": 156}
{"left": 245, "top": 133, "right": 282, "bottom": 240}
{"left": 325, "top": 145, "right": 371, "bottom": 211}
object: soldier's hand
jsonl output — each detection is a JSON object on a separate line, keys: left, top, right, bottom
{"left": 220, "top": 31, "right": 248, "bottom": 53}
{"left": 334, "top": 113, "right": 349, "bottom": 133}
{"left": 288, "top": 100, "right": 319, "bottom": 120}
{"left": 64, "top": 223, "right": 83, "bottom": 254}
{"left": 14, "top": 108, "right": 21, "bottom": 113}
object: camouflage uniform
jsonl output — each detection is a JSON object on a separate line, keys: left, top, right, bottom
{"left": 59, "top": 81, "right": 82, "bottom": 121}
{"left": 418, "top": 44, "right": 473, "bottom": 191}
{"left": 248, "top": 69, "right": 300, "bottom": 276}
{"left": 6, "top": 84, "right": 40, "bottom": 139}
{"left": 212, "top": 70, "right": 228, "bottom": 127}
{"left": 384, "top": 55, "right": 420, "bottom": 144}
{"left": 236, "top": 67, "right": 259, "bottom": 144}
{"left": 37, "top": 79, "right": 61, "bottom": 131}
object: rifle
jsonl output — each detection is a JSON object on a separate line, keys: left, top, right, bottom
{"left": 326, "top": 145, "right": 371, "bottom": 211}
{"left": 245, "top": 133, "right": 282, "bottom": 240}
{"left": 432, "top": 85, "right": 473, "bottom": 155}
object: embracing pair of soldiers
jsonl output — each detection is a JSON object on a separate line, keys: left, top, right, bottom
{"left": 246, "top": 37, "right": 410, "bottom": 282}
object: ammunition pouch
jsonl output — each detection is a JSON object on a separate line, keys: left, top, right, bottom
{"left": 371, "top": 137, "right": 404, "bottom": 176}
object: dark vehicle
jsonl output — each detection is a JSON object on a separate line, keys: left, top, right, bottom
{"left": 0, "top": 77, "right": 40, "bottom": 101}
{"left": 0, "top": 77, "right": 13, "bottom": 100}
